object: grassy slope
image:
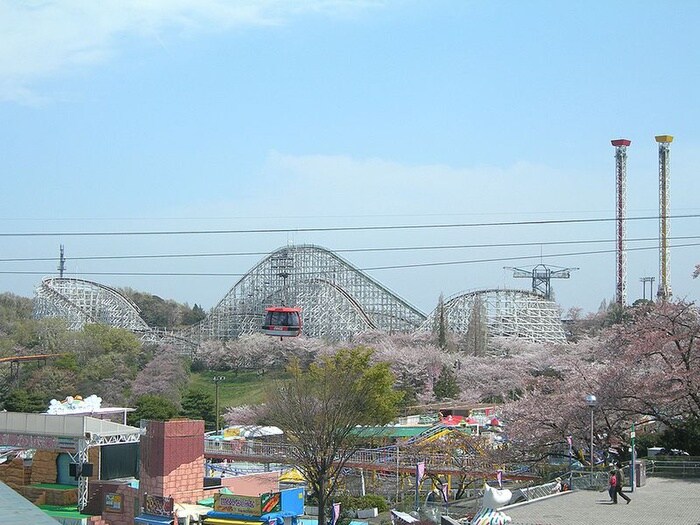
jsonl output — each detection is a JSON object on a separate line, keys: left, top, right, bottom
{"left": 189, "top": 369, "right": 288, "bottom": 409}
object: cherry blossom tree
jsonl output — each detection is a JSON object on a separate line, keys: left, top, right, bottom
{"left": 223, "top": 404, "right": 264, "bottom": 425}
{"left": 603, "top": 300, "right": 700, "bottom": 429}
{"left": 130, "top": 349, "right": 189, "bottom": 408}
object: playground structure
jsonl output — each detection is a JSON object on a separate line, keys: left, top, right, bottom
{"left": 33, "top": 245, "right": 566, "bottom": 348}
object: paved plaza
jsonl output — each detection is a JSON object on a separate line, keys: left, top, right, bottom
{"left": 503, "top": 477, "right": 700, "bottom": 525}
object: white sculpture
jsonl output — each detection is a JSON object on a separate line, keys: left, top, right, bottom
{"left": 470, "top": 483, "right": 512, "bottom": 525}
{"left": 47, "top": 394, "right": 103, "bottom": 414}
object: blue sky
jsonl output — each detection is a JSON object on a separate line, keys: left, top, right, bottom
{"left": 1, "top": 0, "right": 698, "bottom": 315}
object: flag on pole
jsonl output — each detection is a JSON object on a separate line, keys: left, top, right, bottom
{"left": 416, "top": 462, "right": 425, "bottom": 484}
{"left": 496, "top": 469, "right": 503, "bottom": 488}
{"left": 331, "top": 503, "right": 341, "bottom": 525}
{"left": 441, "top": 483, "right": 449, "bottom": 502}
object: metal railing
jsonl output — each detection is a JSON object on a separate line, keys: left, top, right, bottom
{"left": 645, "top": 459, "right": 700, "bottom": 478}
{"left": 204, "top": 439, "right": 482, "bottom": 473}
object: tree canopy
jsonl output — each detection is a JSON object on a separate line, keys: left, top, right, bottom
{"left": 265, "top": 347, "right": 402, "bottom": 525}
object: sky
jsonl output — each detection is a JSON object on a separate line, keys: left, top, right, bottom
{"left": 1, "top": 0, "right": 699, "bottom": 317}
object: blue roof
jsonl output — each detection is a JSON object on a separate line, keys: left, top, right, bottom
{"left": 134, "top": 513, "right": 173, "bottom": 525}
{"left": 206, "top": 510, "right": 298, "bottom": 522}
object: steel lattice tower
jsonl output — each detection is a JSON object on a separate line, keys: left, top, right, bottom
{"left": 611, "top": 139, "right": 631, "bottom": 306}
{"left": 655, "top": 134, "right": 673, "bottom": 300}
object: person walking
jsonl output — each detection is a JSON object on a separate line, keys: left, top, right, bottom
{"left": 615, "top": 463, "right": 631, "bottom": 504}
{"left": 608, "top": 469, "right": 618, "bottom": 503}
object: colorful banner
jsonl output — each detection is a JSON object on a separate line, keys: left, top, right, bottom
{"left": 261, "top": 492, "right": 281, "bottom": 514}
{"left": 144, "top": 494, "right": 174, "bottom": 517}
{"left": 0, "top": 432, "right": 76, "bottom": 451}
{"left": 416, "top": 462, "right": 425, "bottom": 484}
{"left": 331, "top": 502, "right": 341, "bottom": 525}
{"left": 215, "top": 493, "right": 262, "bottom": 516}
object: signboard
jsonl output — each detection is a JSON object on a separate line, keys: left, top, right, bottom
{"left": 144, "top": 494, "right": 174, "bottom": 517}
{"left": 104, "top": 493, "right": 123, "bottom": 513}
{"left": 261, "top": 492, "right": 281, "bottom": 514}
{"left": 215, "top": 493, "right": 262, "bottom": 516}
{"left": 0, "top": 433, "right": 77, "bottom": 451}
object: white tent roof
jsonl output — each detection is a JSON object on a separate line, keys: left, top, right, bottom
{"left": 224, "top": 425, "right": 283, "bottom": 438}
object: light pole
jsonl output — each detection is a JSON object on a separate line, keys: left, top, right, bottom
{"left": 213, "top": 376, "right": 226, "bottom": 434}
{"left": 585, "top": 394, "right": 597, "bottom": 484}
{"left": 567, "top": 435, "right": 573, "bottom": 490}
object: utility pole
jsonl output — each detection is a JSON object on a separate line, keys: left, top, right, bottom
{"left": 213, "top": 376, "right": 226, "bottom": 434}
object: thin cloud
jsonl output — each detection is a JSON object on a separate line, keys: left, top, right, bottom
{"left": 254, "top": 151, "right": 608, "bottom": 220}
{"left": 0, "top": 0, "right": 381, "bottom": 104}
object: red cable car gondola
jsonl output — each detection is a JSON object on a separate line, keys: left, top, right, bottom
{"left": 262, "top": 306, "right": 302, "bottom": 338}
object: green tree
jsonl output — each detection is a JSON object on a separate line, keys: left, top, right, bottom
{"left": 182, "top": 303, "right": 207, "bottom": 326}
{"left": 659, "top": 417, "right": 700, "bottom": 455}
{"left": 265, "top": 347, "right": 402, "bottom": 525}
{"left": 433, "top": 364, "right": 459, "bottom": 400}
{"left": 180, "top": 388, "right": 216, "bottom": 429}
{"left": 2, "top": 388, "right": 47, "bottom": 413}
{"left": 435, "top": 293, "right": 449, "bottom": 351}
{"left": 465, "top": 295, "right": 488, "bottom": 356}
{"left": 0, "top": 292, "right": 33, "bottom": 335}
{"left": 128, "top": 394, "right": 179, "bottom": 426}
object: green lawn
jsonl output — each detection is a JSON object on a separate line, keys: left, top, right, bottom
{"left": 189, "top": 369, "right": 289, "bottom": 409}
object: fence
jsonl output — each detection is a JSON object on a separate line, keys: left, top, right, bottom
{"left": 645, "top": 459, "right": 700, "bottom": 478}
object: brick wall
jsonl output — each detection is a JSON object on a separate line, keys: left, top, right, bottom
{"left": 140, "top": 419, "right": 205, "bottom": 504}
{"left": 88, "top": 481, "right": 139, "bottom": 525}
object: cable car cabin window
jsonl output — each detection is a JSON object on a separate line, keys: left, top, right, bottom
{"left": 262, "top": 308, "right": 301, "bottom": 337}
{"left": 264, "top": 311, "right": 298, "bottom": 327}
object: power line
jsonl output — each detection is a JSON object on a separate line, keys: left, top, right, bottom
{"left": 0, "top": 213, "right": 698, "bottom": 237}
{"left": 1, "top": 234, "right": 699, "bottom": 263}
{"left": 1, "top": 241, "right": 697, "bottom": 277}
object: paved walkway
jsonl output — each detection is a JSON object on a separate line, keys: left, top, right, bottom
{"left": 503, "top": 477, "right": 700, "bottom": 525}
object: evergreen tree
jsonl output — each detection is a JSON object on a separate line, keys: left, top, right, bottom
{"left": 436, "top": 293, "right": 448, "bottom": 350}
{"left": 433, "top": 365, "right": 459, "bottom": 400}
{"left": 180, "top": 388, "right": 216, "bottom": 429}
{"left": 128, "top": 394, "right": 179, "bottom": 426}
{"left": 465, "top": 295, "right": 488, "bottom": 356}
{"left": 1, "top": 388, "right": 47, "bottom": 413}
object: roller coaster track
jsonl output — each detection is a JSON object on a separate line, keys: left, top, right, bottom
{"left": 0, "top": 353, "right": 67, "bottom": 382}
{"left": 33, "top": 245, "right": 566, "bottom": 347}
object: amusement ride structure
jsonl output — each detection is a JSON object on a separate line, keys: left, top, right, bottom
{"left": 655, "top": 135, "right": 673, "bottom": 300}
{"left": 612, "top": 138, "right": 631, "bottom": 307}
{"left": 33, "top": 245, "right": 567, "bottom": 348}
